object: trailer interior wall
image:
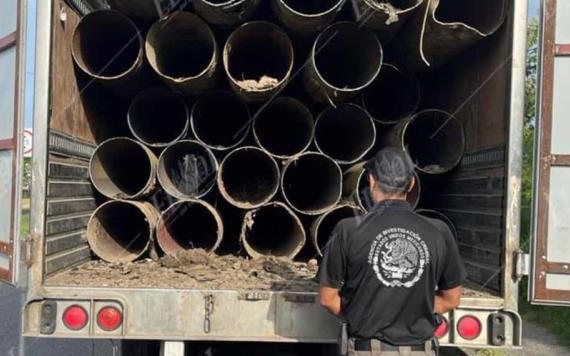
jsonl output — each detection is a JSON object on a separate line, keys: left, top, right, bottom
{"left": 42, "top": 0, "right": 515, "bottom": 297}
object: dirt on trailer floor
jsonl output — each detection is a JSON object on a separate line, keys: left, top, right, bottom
{"left": 49, "top": 249, "right": 320, "bottom": 292}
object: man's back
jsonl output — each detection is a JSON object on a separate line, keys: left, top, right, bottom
{"left": 319, "top": 200, "right": 465, "bottom": 346}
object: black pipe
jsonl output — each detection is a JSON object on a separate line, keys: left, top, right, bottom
{"left": 282, "top": 152, "right": 342, "bottom": 215}
{"left": 361, "top": 64, "right": 420, "bottom": 125}
{"left": 416, "top": 209, "right": 458, "bottom": 239}
{"left": 304, "top": 22, "right": 383, "bottom": 104}
{"left": 272, "top": 0, "right": 345, "bottom": 34}
{"left": 193, "top": 0, "right": 261, "bottom": 26}
{"left": 218, "top": 147, "right": 280, "bottom": 209}
{"left": 128, "top": 87, "right": 189, "bottom": 147}
{"left": 241, "top": 202, "right": 306, "bottom": 259}
{"left": 315, "top": 103, "right": 376, "bottom": 164}
{"left": 87, "top": 200, "right": 160, "bottom": 263}
{"left": 224, "top": 21, "right": 294, "bottom": 102}
{"left": 146, "top": 11, "right": 218, "bottom": 96}
{"left": 387, "top": 109, "right": 465, "bottom": 174}
{"left": 72, "top": 10, "right": 146, "bottom": 95}
{"left": 157, "top": 140, "right": 218, "bottom": 199}
{"left": 90, "top": 137, "right": 157, "bottom": 199}
{"left": 311, "top": 204, "right": 363, "bottom": 256}
{"left": 157, "top": 200, "right": 223, "bottom": 256}
{"left": 191, "top": 91, "right": 251, "bottom": 150}
{"left": 353, "top": 0, "right": 424, "bottom": 41}
{"left": 253, "top": 97, "right": 314, "bottom": 159}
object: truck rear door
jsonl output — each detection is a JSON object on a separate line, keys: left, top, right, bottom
{"left": 530, "top": 0, "right": 570, "bottom": 305}
{"left": 0, "top": 0, "right": 25, "bottom": 285}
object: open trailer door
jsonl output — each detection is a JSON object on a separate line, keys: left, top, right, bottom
{"left": 530, "top": 0, "right": 570, "bottom": 305}
{"left": 0, "top": 0, "right": 25, "bottom": 285}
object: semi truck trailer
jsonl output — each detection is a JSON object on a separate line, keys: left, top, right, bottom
{"left": 1, "top": 0, "right": 569, "bottom": 355}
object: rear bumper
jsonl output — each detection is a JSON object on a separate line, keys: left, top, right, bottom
{"left": 23, "top": 287, "right": 521, "bottom": 348}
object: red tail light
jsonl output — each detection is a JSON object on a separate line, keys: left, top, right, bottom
{"left": 434, "top": 317, "right": 448, "bottom": 338}
{"left": 97, "top": 306, "right": 123, "bottom": 331}
{"left": 457, "top": 315, "right": 482, "bottom": 340}
{"left": 62, "top": 305, "right": 88, "bottom": 330}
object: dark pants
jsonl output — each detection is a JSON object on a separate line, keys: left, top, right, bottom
{"left": 347, "top": 339, "right": 435, "bottom": 356}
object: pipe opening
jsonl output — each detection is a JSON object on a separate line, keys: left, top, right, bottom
{"left": 87, "top": 201, "right": 153, "bottom": 263}
{"left": 219, "top": 147, "right": 280, "bottom": 208}
{"left": 146, "top": 12, "right": 216, "bottom": 80}
{"left": 315, "top": 104, "right": 376, "bottom": 164}
{"left": 314, "top": 22, "right": 382, "bottom": 90}
{"left": 225, "top": 22, "right": 293, "bottom": 92}
{"left": 242, "top": 203, "right": 305, "bottom": 258}
{"left": 157, "top": 200, "right": 223, "bottom": 255}
{"left": 362, "top": 64, "right": 420, "bottom": 124}
{"left": 364, "top": 0, "right": 419, "bottom": 10}
{"left": 435, "top": 0, "right": 507, "bottom": 34}
{"left": 404, "top": 110, "right": 465, "bottom": 174}
{"left": 282, "top": 0, "right": 343, "bottom": 14}
{"left": 254, "top": 97, "right": 314, "bottom": 158}
{"left": 90, "top": 138, "right": 155, "bottom": 199}
{"left": 158, "top": 141, "right": 218, "bottom": 199}
{"left": 128, "top": 88, "right": 189, "bottom": 147}
{"left": 282, "top": 153, "right": 342, "bottom": 215}
{"left": 191, "top": 92, "right": 250, "bottom": 150}
{"left": 72, "top": 10, "right": 141, "bottom": 79}
{"left": 312, "top": 205, "right": 361, "bottom": 256}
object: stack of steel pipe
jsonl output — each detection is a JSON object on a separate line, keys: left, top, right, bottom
{"left": 80, "top": 1, "right": 482, "bottom": 264}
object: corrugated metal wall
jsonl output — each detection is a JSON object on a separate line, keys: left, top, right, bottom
{"left": 44, "top": 131, "right": 96, "bottom": 276}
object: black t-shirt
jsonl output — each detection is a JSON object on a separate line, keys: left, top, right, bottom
{"left": 318, "top": 200, "right": 466, "bottom": 345}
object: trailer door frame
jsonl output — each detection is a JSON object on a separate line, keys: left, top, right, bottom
{"left": 0, "top": 0, "right": 26, "bottom": 285}
{"left": 530, "top": 0, "right": 570, "bottom": 305}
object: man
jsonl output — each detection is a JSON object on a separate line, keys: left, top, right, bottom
{"left": 319, "top": 147, "right": 466, "bottom": 356}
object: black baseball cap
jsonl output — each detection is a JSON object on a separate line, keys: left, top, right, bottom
{"left": 364, "top": 147, "right": 415, "bottom": 190}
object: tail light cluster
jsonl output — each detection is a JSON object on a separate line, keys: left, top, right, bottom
{"left": 61, "top": 303, "right": 123, "bottom": 332}
{"left": 457, "top": 315, "right": 482, "bottom": 340}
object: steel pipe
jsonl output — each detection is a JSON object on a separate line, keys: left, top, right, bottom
{"left": 224, "top": 21, "right": 294, "bottom": 102}
{"left": 343, "top": 163, "right": 421, "bottom": 210}
{"left": 315, "top": 103, "right": 376, "bottom": 165}
{"left": 304, "top": 22, "right": 383, "bottom": 105}
{"left": 157, "top": 200, "right": 224, "bottom": 256}
{"left": 87, "top": 200, "right": 160, "bottom": 263}
{"left": 71, "top": 10, "right": 146, "bottom": 94}
{"left": 353, "top": 0, "right": 424, "bottom": 41}
{"left": 416, "top": 209, "right": 458, "bottom": 239}
{"left": 90, "top": 137, "right": 158, "bottom": 199}
{"left": 395, "top": 0, "right": 508, "bottom": 70}
{"left": 193, "top": 0, "right": 261, "bottom": 27}
{"left": 191, "top": 91, "right": 251, "bottom": 151}
{"left": 281, "top": 152, "right": 342, "bottom": 215}
{"left": 253, "top": 97, "right": 314, "bottom": 159}
{"left": 241, "top": 202, "right": 306, "bottom": 259}
{"left": 271, "top": 0, "right": 345, "bottom": 35}
{"left": 361, "top": 64, "right": 420, "bottom": 125}
{"left": 107, "top": 0, "right": 165, "bottom": 21}
{"left": 128, "top": 87, "right": 189, "bottom": 147}
{"left": 158, "top": 140, "right": 218, "bottom": 200}
{"left": 146, "top": 11, "right": 218, "bottom": 96}
{"left": 218, "top": 147, "right": 280, "bottom": 209}
{"left": 386, "top": 109, "right": 465, "bottom": 174}
{"left": 311, "top": 204, "right": 363, "bottom": 256}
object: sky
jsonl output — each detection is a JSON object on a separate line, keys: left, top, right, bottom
{"left": 22, "top": 0, "right": 542, "bottom": 128}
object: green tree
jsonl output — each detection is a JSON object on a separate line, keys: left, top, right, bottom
{"left": 520, "top": 18, "right": 538, "bottom": 251}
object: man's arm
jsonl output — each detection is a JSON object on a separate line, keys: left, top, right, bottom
{"left": 319, "top": 285, "right": 342, "bottom": 316}
{"left": 434, "top": 286, "right": 461, "bottom": 314}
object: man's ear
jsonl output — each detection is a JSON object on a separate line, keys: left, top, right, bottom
{"left": 407, "top": 176, "right": 416, "bottom": 193}
{"left": 368, "top": 174, "right": 376, "bottom": 191}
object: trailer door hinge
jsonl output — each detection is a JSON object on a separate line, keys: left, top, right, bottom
{"left": 203, "top": 294, "right": 214, "bottom": 334}
{"left": 515, "top": 251, "right": 530, "bottom": 280}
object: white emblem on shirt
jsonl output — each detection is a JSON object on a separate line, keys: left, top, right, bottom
{"left": 368, "top": 228, "right": 430, "bottom": 288}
